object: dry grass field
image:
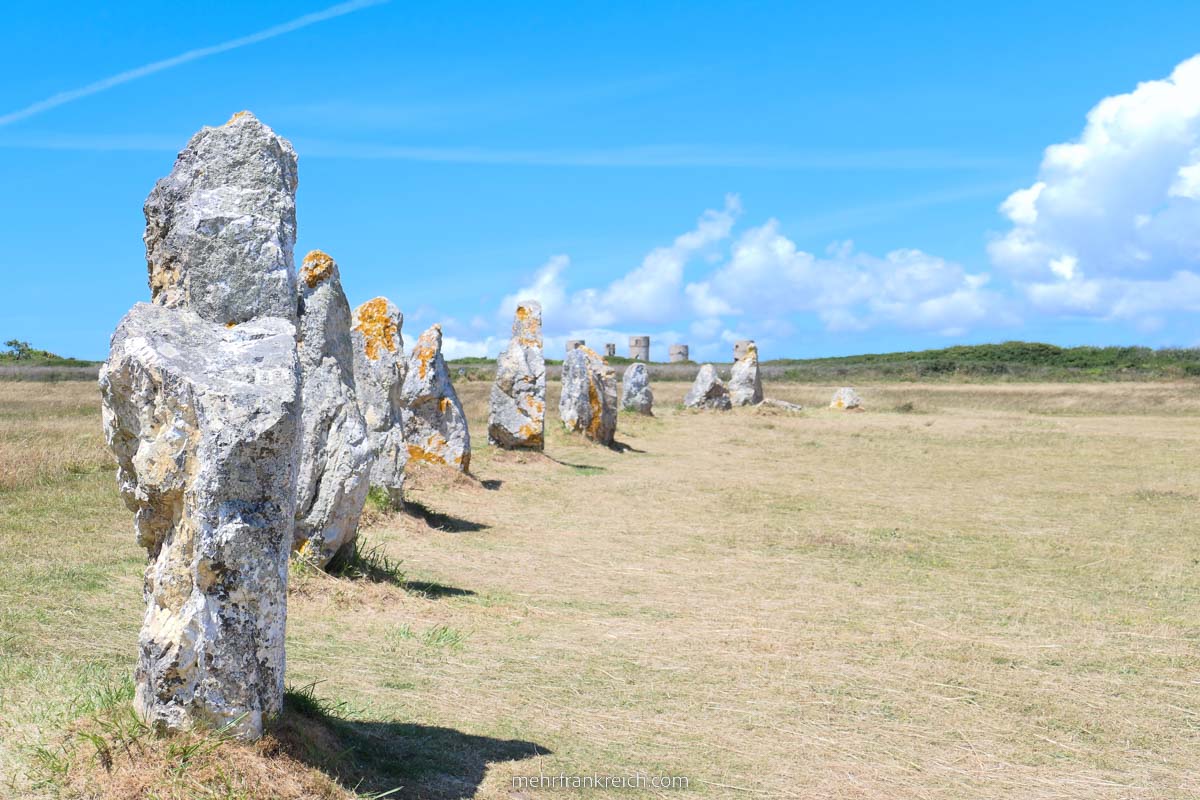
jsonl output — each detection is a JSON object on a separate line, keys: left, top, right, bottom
{"left": 2, "top": 377, "right": 1199, "bottom": 798}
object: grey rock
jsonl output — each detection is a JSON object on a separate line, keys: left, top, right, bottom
{"left": 401, "top": 325, "right": 471, "bottom": 471}
{"left": 620, "top": 362, "right": 653, "bottom": 415}
{"left": 830, "top": 387, "right": 863, "bottom": 410}
{"left": 143, "top": 111, "right": 299, "bottom": 325}
{"left": 294, "top": 251, "right": 373, "bottom": 567}
{"left": 488, "top": 301, "right": 545, "bottom": 449}
{"left": 684, "top": 364, "right": 732, "bottom": 410}
{"left": 351, "top": 297, "right": 407, "bottom": 506}
{"left": 99, "top": 302, "right": 300, "bottom": 740}
{"left": 729, "top": 340, "right": 764, "bottom": 407}
{"left": 559, "top": 346, "right": 618, "bottom": 445}
{"left": 759, "top": 397, "right": 804, "bottom": 411}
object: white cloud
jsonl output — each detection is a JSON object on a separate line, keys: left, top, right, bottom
{"left": 685, "top": 222, "right": 1009, "bottom": 336}
{"left": 990, "top": 53, "right": 1200, "bottom": 321}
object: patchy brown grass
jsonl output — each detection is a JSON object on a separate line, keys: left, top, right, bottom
{"left": 3, "top": 379, "right": 1200, "bottom": 798}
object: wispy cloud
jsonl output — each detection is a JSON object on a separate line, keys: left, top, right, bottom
{"left": 0, "top": 0, "right": 389, "bottom": 129}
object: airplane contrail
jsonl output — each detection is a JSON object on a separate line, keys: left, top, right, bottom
{"left": 0, "top": 0, "right": 388, "bottom": 128}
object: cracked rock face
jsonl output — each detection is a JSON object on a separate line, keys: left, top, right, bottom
{"left": 401, "top": 325, "right": 471, "bottom": 471}
{"left": 144, "top": 111, "right": 299, "bottom": 325}
{"left": 620, "top": 362, "right": 653, "bottom": 415}
{"left": 684, "top": 364, "right": 732, "bottom": 410}
{"left": 559, "top": 346, "right": 618, "bottom": 445}
{"left": 830, "top": 387, "right": 863, "bottom": 409}
{"left": 729, "top": 340, "right": 764, "bottom": 407}
{"left": 488, "top": 301, "right": 545, "bottom": 449}
{"left": 294, "top": 251, "right": 373, "bottom": 567}
{"left": 100, "top": 302, "right": 300, "bottom": 740}
{"left": 351, "top": 297, "right": 407, "bottom": 506}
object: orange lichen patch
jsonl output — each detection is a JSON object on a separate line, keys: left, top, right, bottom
{"left": 225, "top": 110, "right": 252, "bottom": 125}
{"left": 517, "top": 421, "right": 543, "bottom": 444}
{"left": 514, "top": 304, "right": 542, "bottom": 346}
{"left": 225, "top": 321, "right": 237, "bottom": 328}
{"left": 413, "top": 343, "right": 436, "bottom": 379}
{"left": 520, "top": 396, "right": 545, "bottom": 415}
{"left": 353, "top": 298, "right": 398, "bottom": 361}
{"left": 438, "top": 397, "right": 451, "bottom": 414}
{"left": 300, "top": 250, "right": 336, "bottom": 288}
{"left": 406, "top": 443, "right": 448, "bottom": 467}
{"left": 586, "top": 376, "right": 604, "bottom": 440}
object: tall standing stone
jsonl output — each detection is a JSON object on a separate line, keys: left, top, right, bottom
{"left": 351, "top": 297, "right": 407, "bottom": 507}
{"left": 729, "top": 340, "right": 764, "bottom": 407}
{"left": 683, "top": 364, "right": 732, "bottom": 410}
{"left": 488, "top": 301, "right": 546, "bottom": 449}
{"left": 144, "top": 111, "right": 298, "bottom": 325}
{"left": 559, "top": 346, "right": 618, "bottom": 445}
{"left": 401, "top": 324, "right": 471, "bottom": 471}
{"left": 294, "top": 251, "right": 373, "bottom": 567}
{"left": 621, "top": 362, "right": 654, "bottom": 415}
{"left": 100, "top": 112, "right": 301, "bottom": 740}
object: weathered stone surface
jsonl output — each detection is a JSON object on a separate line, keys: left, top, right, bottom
{"left": 684, "top": 364, "right": 732, "bottom": 410}
{"left": 144, "top": 111, "right": 299, "bottom": 325}
{"left": 99, "top": 302, "right": 300, "bottom": 740}
{"left": 488, "top": 301, "right": 545, "bottom": 449}
{"left": 351, "top": 297, "right": 407, "bottom": 506}
{"left": 830, "top": 387, "right": 863, "bottom": 410}
{"left": 621, "top": 362, "right": 653, "bottom": 415}
{"left": 401, "top": 325, "right": 471, "bottom": 471}
{"left": 294, "top": 251, "right": 373, "bottom": 567}
{"left": 559, "top": 346, "right": 618, "bottom": 445}
{"left": 759, "top": 397, "right": 804, "bottom": 411}
{"left": 729, "top": 340, "right": 764, "bottom": 407}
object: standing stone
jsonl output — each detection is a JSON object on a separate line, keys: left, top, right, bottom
{"left": 294, "top": 251, "right": 373, "bottom": 567}
{"left": 684, "top": 364, "right": 732, "bottom": 410}
{"left": 101, "top": 304, "right": 299, "bottom": 740}
{"left": 621, "top": 362, "right": 654, "bottom": 415}
{"left": 729, "top": 340, "right": 764, "bottom": 407}
{"left": 401, "top": 325, "right": 471, "bottom": 471}
{"left": 351, "top": 297, "right": 407, "bottom": 506}
{"left": 830, "top": 387, "right": 863, "bottom": 410}
{"left": 488, "top": 301, "right": 546, "bottom": 449}
{"left": 100, "top": 112, "right": 302, "bottom": 742}
{"left": 144, "top": 111, "right": 299, "bottom": 325}
{"left": 559, "top": 346, "right": 618, "bottom": 445}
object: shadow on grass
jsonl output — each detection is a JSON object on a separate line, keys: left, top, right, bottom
{"left": 274, "top": 687, "right": 549, "bottom": 799}
{"left": 480, "top": 479, "right": 503, "bottom": 491}
{"left": 610, "top": 440, "right": 645, "bottom": 454}
{"left": 403, "top": 501, "right": 490, "bottom": 532}
{"left": 402, "top": 580, "right": 477, "bottom": 599}
{"left": 543, "top": 455, "right": 608, "bottom": 473}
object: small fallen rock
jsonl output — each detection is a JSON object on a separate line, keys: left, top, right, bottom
{"left": 621, "top": 362, "right": 654, "bottom": 415}
{"left": 759, "top": 398, "right": 804, "bottom": 412}
{"left": 401, "top": 324, "right": 471, "bottom": 471}
{"left": 683, "top": 364, "right": 732, "bottom": 410}
{"left": 559, "top": 346, "right": 618, "bottom": 445}
{"left": 830, "top": 387, "right": 863, "bottom": 410}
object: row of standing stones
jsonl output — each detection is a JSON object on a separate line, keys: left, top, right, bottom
{"left": 95, "top": 111, "right": 855, "bottom": 743}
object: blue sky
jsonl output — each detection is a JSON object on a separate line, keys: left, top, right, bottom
{"left": 5, "top": 1, "right": 1200, "bottom": 361}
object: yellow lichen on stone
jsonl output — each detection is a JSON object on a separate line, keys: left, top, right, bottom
{"left": 225, "top": 110, "right": 252, "bottom": 125}
{"left": 439, "top": 397, "right": 451, "bottom": 414}
{"left": 354, "top": 298, "right": 398, "bottom": 361}
{"left": 515, "top": 304, "right": 541, "bottom": 347}
{"left": 300, "top": 250, "right": 336, "bottom": 288}
{"left": 406, "top": 443, "right": 448, "bottom": 467}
